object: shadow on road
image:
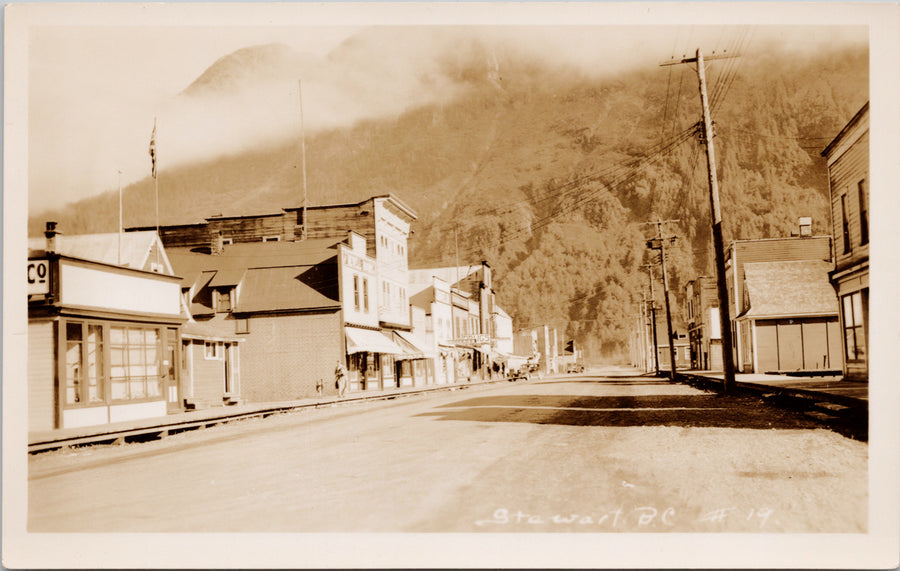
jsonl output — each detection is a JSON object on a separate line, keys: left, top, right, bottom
{"left": 532, "top": 379, "right": 672, "bottom": 387}
{"left": 417, "top": 393, "right": 823, "bottom": 430}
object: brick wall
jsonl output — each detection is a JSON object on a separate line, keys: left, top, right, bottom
{"left": 238, "top": 311, "right": 343, "bottom": 402}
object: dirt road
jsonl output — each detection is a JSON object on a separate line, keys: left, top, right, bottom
{"left": 29, "top": 372, "right": 867, "bottom": 533}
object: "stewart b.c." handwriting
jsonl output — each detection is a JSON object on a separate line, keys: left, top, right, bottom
{"left": 475, "top": 506, "right": 774, "bottom": 529}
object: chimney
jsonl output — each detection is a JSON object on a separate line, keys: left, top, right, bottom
{"left": 211, "top": 231, "right": 224, "bottom": 255}
{"left": 44, "top": 221, "right": 59, "bottom": 253}
{"left": 481, "top": 260, "right": 492, "bottom": 290}
{"left": 799, "top": 217, "right": 812, "bottom": 237}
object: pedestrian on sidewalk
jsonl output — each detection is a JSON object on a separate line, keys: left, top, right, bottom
{"left": 335, "top": 360, "right": 347, "bottom": 398}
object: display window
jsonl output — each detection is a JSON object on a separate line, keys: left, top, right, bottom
{"left": 61, "top": 318, "right": 169, "bottom": 408}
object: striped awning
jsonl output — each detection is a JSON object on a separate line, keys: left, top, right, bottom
{"left": 345, "top": 327, "right": 403, "bottom": 355}
{"left": 392, "top": 331, "right": 428, "bottom": 360}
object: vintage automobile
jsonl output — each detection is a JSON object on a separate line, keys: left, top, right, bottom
{"left": 566, "top": 363, "right": 585, "bottom": 374}
{"left": 508, "top": 363, "right": 540, "bottom": 382}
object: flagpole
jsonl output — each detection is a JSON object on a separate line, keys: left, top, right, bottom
{"left": 151, "top": 117, "right": 160, "bottom": 269}
{"left": 118, "top": 170, "right": 123, "bottom": 266}
{"left": 298, "top": 80, "right": 308, "bottom": 241}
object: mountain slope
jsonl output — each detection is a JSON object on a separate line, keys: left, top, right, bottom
{"left": 28, "top": 36, "right": 868, "bottom": 360}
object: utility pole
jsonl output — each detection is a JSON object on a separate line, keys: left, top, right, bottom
{"left": 640, "top": 294, "right": 649, "bottom": 372}
{"left": 661, "top": 48, "right": 737, "bottom": 393}
{"left": 645, "top": 219, "right": 679, "bottom": 381}
{"left": 641, "top": 263, "right": 660, "bottom": 377}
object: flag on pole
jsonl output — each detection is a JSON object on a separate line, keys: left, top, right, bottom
{"left": 149, "top": 119, "right": 157, "bottom": 178}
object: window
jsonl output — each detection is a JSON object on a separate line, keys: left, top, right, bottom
{"left": 65, "top": 322, "right": 106, "bottom": 405}
{"left": 840, "top": 194, "right": 851, "bottom": 254}
{"left": 858, "top": 178, "right": 868, "bottom": 245}
{"left": 215, "top": 289, "right": 232, "bottom": 313}
{"left": 363, "top": 278, "right": 369, "bottom": 312}
{"left": 222, "top": 238, "right": 234, "bottom": 245}
{"left": 204, "top": 341, "right": 223, "bottom": 360}
{"left": 86, "top": 324, "right": 104, "bottom": 403}
{"left": 235, "top": 318, "right": 249, "bottom": 334}
{"left": 110, "top": 326, "right": 161, "bottom": 401}
{"left": 842, "top": 291, "right": 868, "bottom": 362}
{"left": 65, "top": 322, "right": 83, "bottom": 405}
{"left": 262, "top": 235, "right": 281, "bottom": 242}
{"left": 62, "top": 321, "right": 166, "bottom": 407}
{"left": 353, "top": 275, "right": 360, "bottom": 310}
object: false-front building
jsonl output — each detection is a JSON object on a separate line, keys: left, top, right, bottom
{"left": 823, "top": 102, "right": 869, "bottom": 381}
{"left": 28, "top": 226, "right": 185, "bottom": 431}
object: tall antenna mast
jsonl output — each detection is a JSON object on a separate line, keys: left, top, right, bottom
{"left": 117, "top": 170, "right": 123, "bottom": 266}
{"left": 298, "top": 80, "right": 308, "bottom": 241}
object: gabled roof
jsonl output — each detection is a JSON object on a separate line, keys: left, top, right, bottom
{"left": 235, "top": 266, "right": 340, "bottom": 313}
{"left": 182, "top": 321, "right": 241, "bottom": 342}
{"left": 167, "top": 239, "right": 345, "bottom": 315}
{"left": 409, "top": 285, "right": 434, "bottom": 310}
{"left": 167, "top": 239, "right": 343, "bottom": 287}
{"left": 28, "top": 231, "right": 172, "bottom": 274}
{"left": 740, "top": 260, "right": 839, "bottom": 319}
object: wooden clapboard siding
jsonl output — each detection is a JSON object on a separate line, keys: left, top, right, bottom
{"left": 207, "top": 213, "right": 285, "bottom": 244}
{"left": 188, "top": 339, "right": 228, "bottom": 404}
{"left": 305, "top": 204, "right": 377, "bottom": 257}
{"left": 824, "top": 103, "right": 869, "bottom": 381}
{"left": 157, "top": 223, "right": 211, "bottom": 249}
{"left": 28, "top": 320, "right": 57, "bottom": 432}
{"left": 828, "top": 130, "right": 869, "bottom": 275}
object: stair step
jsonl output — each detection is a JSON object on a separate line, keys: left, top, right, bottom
{"left": 183, "top": 398, "right": 210, "bottom": 411}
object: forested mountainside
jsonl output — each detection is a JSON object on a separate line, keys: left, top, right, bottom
{"left": 29, "top": 33, "right": 867, "bottom": 360}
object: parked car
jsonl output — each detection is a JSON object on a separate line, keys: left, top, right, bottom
{"left": 508, "top": 363, "right": 539, "bottom": 382}
{"left": 566, "top": 363, "right": 585, "bottom": 374}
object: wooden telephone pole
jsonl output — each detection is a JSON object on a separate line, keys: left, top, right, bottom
{"left": 644, "top": 219, "right": 679, "bottom": 380}
{"left": 661, "top": 48, "right": 737, "bottom": 393}
{"left": 641, "top": 263, "right": 660, "bottom": 377}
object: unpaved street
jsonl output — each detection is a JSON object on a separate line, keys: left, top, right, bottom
{"left": 29, "top": 371, "right": 867, "bottom": 533}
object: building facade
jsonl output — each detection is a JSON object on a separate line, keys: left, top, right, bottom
{"left": 823, "top": 102, "right": 869, "bottom": 381}
{"left": 735, "top": 260, "right": 842, "bottom": 373}
{"left": 684, "top": 276, "right": 723, "bottom": 371}
{"left": 724, "top": 229, "right": 833, "bottom": 373}
{"left": 28, "top": 227, "right": 185, "bottom": 431}
{"left": 134, "top": 195, "right": 424, "bottom": 398}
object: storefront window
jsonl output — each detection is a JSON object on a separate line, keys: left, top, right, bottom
{"left": 65, "top": 322, "right": 83, "bottom": 404}
{"left": 86, "top": 324, "right": 104, "bottom": 403}
{"left": 842, "top": 292, "right": 867, "bottom": 362}
{"left": 110, "top": 325, "right": 162, "bottom": 401}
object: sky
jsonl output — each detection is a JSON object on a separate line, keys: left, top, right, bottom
{"left": 13, "top": 4, "right": 873, "bottom": 214}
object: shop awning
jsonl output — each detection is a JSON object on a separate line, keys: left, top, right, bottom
{"left": 393, "top": 331, "right": 431, "bottom": 360}
{"left": 345, "top": 327, "right": 404, "bottom": 355}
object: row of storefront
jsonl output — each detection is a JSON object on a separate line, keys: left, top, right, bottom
{"left": 29, "top": 194, "right": 529, "bottom": 434}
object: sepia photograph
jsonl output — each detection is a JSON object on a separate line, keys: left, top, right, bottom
{"left": 4, "top": 1, "right": 899, "bottom": 568}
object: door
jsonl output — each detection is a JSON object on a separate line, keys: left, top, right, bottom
{"left": 777, "top": 320, "right": 803, "bottom": 371}
{"left": 755, "top": 321, "right": 779, "bottom": 373}
{"left": 165, "top": 329, "right": 180, "bottom": 413}
{"left": 801, "top": 320, "right": 828, "bottom": 370}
